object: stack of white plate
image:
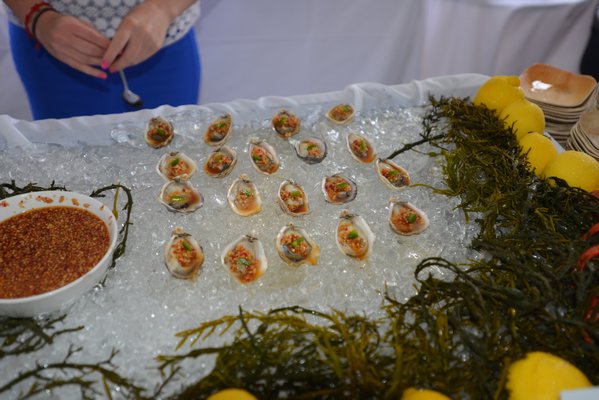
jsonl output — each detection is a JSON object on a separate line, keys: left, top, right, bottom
{"left": 567, "top": 110, "right": 599, "bottom": 160}
{"left": 520, "top": 64, "right": 598, "bottom": 146}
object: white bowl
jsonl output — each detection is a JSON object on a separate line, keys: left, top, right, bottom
{"left": 0, "top": 191, "right": 118, "bottom": 317}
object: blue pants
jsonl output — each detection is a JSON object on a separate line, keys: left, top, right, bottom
{"left": 9, "top": 23, "right": 201, "bottom": 120}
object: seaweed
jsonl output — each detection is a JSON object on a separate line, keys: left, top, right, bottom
{"left": 155, "top": 97, "right": 598, "bottom": 399}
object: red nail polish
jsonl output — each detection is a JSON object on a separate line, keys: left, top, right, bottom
{"left": 101, "top": 61, "right": 109, "bottom": 70}
{"left": 98, "top": 72, "right": 107, "bottom": 79}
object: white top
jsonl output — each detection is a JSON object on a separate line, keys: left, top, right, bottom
{"left": 6, "top": 0, "right": 200, "bottom": 46}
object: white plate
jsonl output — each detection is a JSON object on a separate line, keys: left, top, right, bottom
{"left": 0, "top": 191, "right": 118, "bottom": 317}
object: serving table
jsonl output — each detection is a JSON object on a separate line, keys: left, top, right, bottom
{"left": 5, "top": 74, "right": 595, "bottom": 399}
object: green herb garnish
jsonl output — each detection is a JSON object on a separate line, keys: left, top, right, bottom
{"left": 346, "top": 230, "right": 359, "bottom": 240}
{"left": 237, "top": 258, "right": 252, "bottom": 267}
{"left": 170, "top": 195, "right": 186, "bottom": 203}
{"left": 336, "top": 182, "right": 349, "bottom": 190}
{"left": 290, "top": 236, "right": 305, "bottom": 248}
{"left": 407, "top": 213, "right": 417, "bottom": 224}
{"left": 181, "top": 240, "right": 193, "bottom": 251}
{"left": 169, "top": 158, "right": 180, "bottom": 167}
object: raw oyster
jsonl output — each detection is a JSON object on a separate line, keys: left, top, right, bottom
{"left": 336, "top": 210, "right": 375, "bottom": 260}
{"left": 157, "top": 151, "right": 197, "bottom": 181}
{"left": 375, "top": 158, "right": 410, "bottom": 190}
{"left": 272, "top": 109, "right": 301, "bottom": 138}
{"left": 326, "top": 103, "right": 354, "bottom": 124}
{"left": 164, "top": 227, "right": 204, "bottom": 279}
{"left": 227, "top": 174, "right": 262, "bottom": 216}
{"left": 278, "top": 179, "right": 309, "bottom": 216}
{"left": 204, "top": 113, "right": 232, "bottom": 146}
{"left": 275, "top": 222, "right": 320, "bottom": 266}
{"left": 388, "top": 199, "right": 429, "bottom": 236}
{"left": 322, "top": 174, "right": 357, "bottom": 204}
{"left": 249, "top": 138, "right": 280, "bottom": 175}
{"left": 347, "top": 132, "right": 376, "bottom": 163}
{"left": 292, "top": 137, "right": 327, "bottom": 164}
{"left": 158, "top": 179, "right": 203, "bottom": 213}
{"left": 145, "top": 117, "right": 174, "bottom": 148}
{"left": 221, "top": 233, "right": 268, "bottom": 284}
{"left": 204, "top": 145, "right": 237, "bottom": 178}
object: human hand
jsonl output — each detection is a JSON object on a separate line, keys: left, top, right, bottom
{"left": 36, "top": 12, "right": 111, "bottom": 79}
{"left": 101, "top": 2, "right": 171, "bottom": 72}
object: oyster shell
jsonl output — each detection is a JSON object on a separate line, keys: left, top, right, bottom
{"left": 145, "top": 117, "right": 174, "bottom": 148}
{"left": 347, "top": 132, "right": 376, "bottom": 163}
{"left": 221, "top": 233, "right": 268, "bottom": 284}
{"left": 272, "top": 109, "right": 301, "bottom": 138}
{"left": 227, "top": 174, "right": 262, "bottom": 216}
{"left": 326, "top": 103, "right": 354, "bottom": 124}
{"left": 164, "top": 227, "right": 204, "bottom": 279}
{"left": 158, "top": 179, "right": 203, "bottom": 213}
{"left": 157, "top": 151, "right": 197, "bottom": 181}
{"left": 292, "top": 137, "right": 327, "bottom": 164}
{"left": 322, "top": 174, "right": 357, "bottom": 204}
{"left": 204, "top": 113, "right": 232, "bottom": 146}
{"left": 275, "top": 222, "right": 320, "bottom": 266}
{"left": 388, "top": 199, "right": 429, "bottom": 236}
{"left": 375, "top": 158, "right": 410, "bottom": 190}
{"left": 249, "top": 138, "right": 280, "bottom": 175}
{"left": 204, "top": 145, "right": 237, "bottom": 178}
{"left": 336, "top": 210, "right": 375, "bottom": 260}
{"left": 278, "top": 179, "right": 309, "bottom": 216}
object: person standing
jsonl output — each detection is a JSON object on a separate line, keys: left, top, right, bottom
{"left": 2, "top": 0, "right": 201, "bottom": 119}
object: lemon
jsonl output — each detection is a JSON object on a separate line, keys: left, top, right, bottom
{"left": 506, "top": 352, "right": 591, "bottom": 400}
{"left": 541, "top": 150, "right": 599, "bottom": 192}
{"left": 401, "top": 387, "right": 451, "bottom": 400}
{"left": 473, "top": 76, "right": 525, "bottom": 115}
{"left": 518, "top": 131, "right": 557, "bottom": 176}
{"left": 499, "top": 99, "right": 546, "bottom": 141}
{"left": 207, "top": 388, "right": 258, "bottom": 400}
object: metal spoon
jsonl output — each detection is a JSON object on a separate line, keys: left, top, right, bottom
{"left": 119, "top": 70, "right": 143, "bottom": 108}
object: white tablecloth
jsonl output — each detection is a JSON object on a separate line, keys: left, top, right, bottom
{"left": 0, "top": 0, "right": 596, "bottom": 121}
{"left": 0, "top": 74, "right": 487, "bottom": 147}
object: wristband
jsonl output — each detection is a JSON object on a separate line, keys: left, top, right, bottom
{"left": 24, "top": 2, "right": 53, "bottom": 39}
{"left": 31, "top": 7, "right": 57, "bottom": 42}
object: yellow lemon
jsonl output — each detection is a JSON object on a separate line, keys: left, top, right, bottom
{"left": 499, "top": 98, "right": 545, "bottom": 141}
{"left": 506, "top": 352, "right": 591, "bottom": 400}
{"left": 518, "top": 131, "right": 558, "bottom": 176}
{"left": 401, "top": 387, "right": 451, "bottom": 400}
{"left": 207, "top": 388, "right": 258, "bottom": 400}
{"left": 473, "top": 76, "right": 525, "bottom": 115}
{"left": 541, "top": 150, "right": 599, "bottom": 192}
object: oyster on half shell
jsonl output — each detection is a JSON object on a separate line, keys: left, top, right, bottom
{"left": 272, "top": 109, "right": 301, "bottom": 138}
{"left": 249, "top": 138, "right": 280, "bottom": 175}
{"left": 164, "top": 227, "right": 204, "bottom": 279}
{"left": 221, "top": 233, "right": 268, "bottom": 284}
{"left": 227, "top": 174, "right": 262, "bottom": 216}
{"left": 292, "top": 137, "right": 327, "bottom": 164}
{"left": 204, "top": 145, "right": 237, "bottom": 178}
{"left": 157, "top": 151, "right": 197, "bottom": 181}
{"left": 275, "top": 222, "right": 320, "bottom": 267}
{"left": 375, "top": 158, "right": 410, "bottom": 190}
{"left": 336, "top": 210, "right": 375, "bottom": 260}
{"left": 158, "top": 179, "right": 203, "bottom": 213}
{"left": 388, "top": 199, "right": 429, "bottom": 236}
{"left": 322, "top": 174, "right": 357, "bottom": 204}
{"left": 326, "top": 103, "right": 354, "bottom": 125}
{"left": 278, "top": 179, "right": 309, "bottom": 216}
{"left": 204, "top": 113, "right": 232, "bottom": 146}
{"left": 145, "top": 117, "right": 174, "bottom": 148}
{"left": 347, "top": 132, "right": 376, "bottom": 163}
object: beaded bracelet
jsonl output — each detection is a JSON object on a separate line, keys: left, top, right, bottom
{"left": 24, "top": 1, "right": 53, "bottom": 39}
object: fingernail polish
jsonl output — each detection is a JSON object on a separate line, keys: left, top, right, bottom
{"left": 98, "top": 72, "right": 107, "bottom": 79}
{"left": 101, "top": 60, "right": 109, "bottom": 70}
